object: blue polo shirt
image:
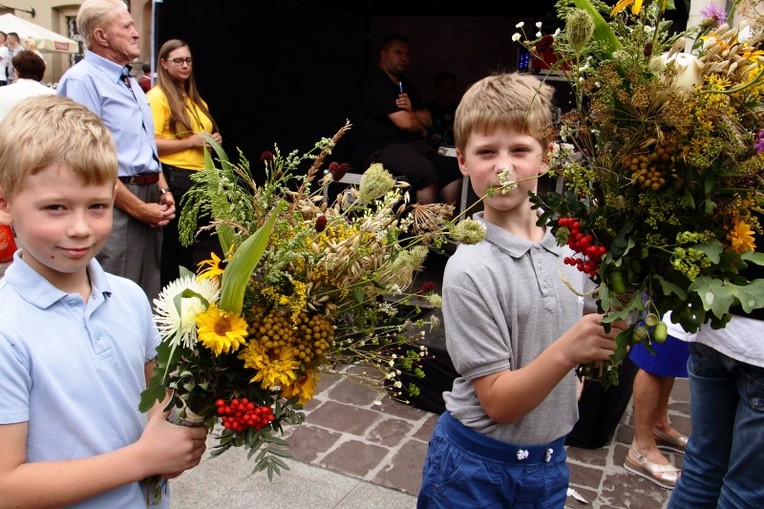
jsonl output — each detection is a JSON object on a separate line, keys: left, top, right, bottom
{"left": 0, "top": 252, "right": 165, "bottom": 508}
{"left": 56, "top": 50, "right": 161, "bottom": 178}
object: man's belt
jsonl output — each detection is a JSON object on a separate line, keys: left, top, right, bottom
{"left": 118, "top": 173, "right": 160, "bottom": 185}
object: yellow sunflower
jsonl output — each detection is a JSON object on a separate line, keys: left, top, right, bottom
{"left": 195, "top": 303, "right": 249, "bottom": 356}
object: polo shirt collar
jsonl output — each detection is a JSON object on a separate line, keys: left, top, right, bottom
{"left": 4, "top": 251, "right": 113, "bottom": 309}
{"left": 474, "top": 212, "right": 563, "bottom": 258}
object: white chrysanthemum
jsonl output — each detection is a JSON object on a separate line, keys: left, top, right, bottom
{"left": 512, "top": 33, "right": 521, "bottom": 42}
{"left": 153, "top": 275, "right": 221, "bottom": 349}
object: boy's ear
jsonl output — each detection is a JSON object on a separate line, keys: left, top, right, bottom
{"left": 456, "top": 149, "right": 469, "bottom": 176}
{"left": 0, "top": 190, "right": 11, "bottom": 226}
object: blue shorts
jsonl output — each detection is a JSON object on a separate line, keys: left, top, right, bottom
{"left": 417, "top": 412, "right": 569, "bottom": 509}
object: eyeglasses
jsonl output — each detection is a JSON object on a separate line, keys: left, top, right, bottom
{"left": 166, "top": 57, "right": 192, "bottom": 65}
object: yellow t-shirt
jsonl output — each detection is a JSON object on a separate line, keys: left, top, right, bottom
{"left": 147, "top": 87, "right": 214, "bottom": 170}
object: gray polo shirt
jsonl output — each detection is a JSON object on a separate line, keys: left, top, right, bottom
{"left": 442, "top": 213, "right": 592, "bottom": 445}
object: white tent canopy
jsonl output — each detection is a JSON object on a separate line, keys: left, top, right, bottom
{"left": 0, "top": 13, "right": 79, "bottom": 54}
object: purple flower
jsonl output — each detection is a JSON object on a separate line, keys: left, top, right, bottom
{"left": 755, "top": 129, "right": 764, "bottom": 154}
{"left": 700, "top": 4, "right": 726, "bottom": 26}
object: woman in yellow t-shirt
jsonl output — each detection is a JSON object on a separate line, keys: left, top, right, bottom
{"left": 147, "top": 39, "right": 222, "bottom": 288}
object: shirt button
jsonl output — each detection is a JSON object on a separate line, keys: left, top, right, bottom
{"left": 68, "top": 300, "right": 78, "bottom": 306}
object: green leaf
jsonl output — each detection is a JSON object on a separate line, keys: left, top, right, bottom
{"left": 611, "top": 328, "right": 632, "bottom": 365}
{"left": 656, "top": 276, "right": 687, "bottom": 300}
{"left": 689, "top": 276, "right": 736, "bottom": 318}
{"left": 219, "top": 205, "right": 282, "bottom": 314}
{"left": 266, "top": 447, "right": 293, "bottom": 458}
{"left": 138, "top": 378, "right": 167, "bottom": 412}
{"left": 693, "top": 239, "right": 723, "bottom": 264}
{"left": 139, "top": 340, "right": 183, "bottom": 412}
{"left": 351, "top": 285, "right": 365, "bottom": 304}
{"left": 269, "top": 456, "right": 291, "bottom": 469}
{"left": 742, "top": 251, "right": 764, "bottom": 266}
{"left": 728, "top": 279, "right": 764, "bottom": 313}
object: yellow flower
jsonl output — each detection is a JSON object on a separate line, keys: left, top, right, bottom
{"left": 611, "top": 0, "right": 643, "bottom": 16}
{"left": 280, "top": 368, "right": 319, "bottom": 405}
{"left": 239, "top": 342, "right": 301, "bottom": 389}
{"left": 197, "top": 251, "right": 225, "bottom": 281}
{"left": 195, "top": 303, "right": 249, "bottom": 356}
{"left": 728, "top": 221, "right": 756, "bottom": 253}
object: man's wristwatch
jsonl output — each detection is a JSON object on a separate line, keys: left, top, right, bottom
{"left": 160, "top": 188, "right": 171, "bottom": 195}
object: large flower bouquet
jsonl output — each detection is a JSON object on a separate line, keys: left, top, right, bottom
{"left": 138, "top": 122, "right": 487, "bottom": 481}
{"left": 516, "top": 0, "right": 764, "bottom": 385}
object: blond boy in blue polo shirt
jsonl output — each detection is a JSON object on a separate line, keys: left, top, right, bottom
{"left": 0, "top": 96, "right": 207, "bottom": 507}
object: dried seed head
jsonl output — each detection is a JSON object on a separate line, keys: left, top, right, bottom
{"left": 566, "top": 9, "right": 595, "bottom": 54}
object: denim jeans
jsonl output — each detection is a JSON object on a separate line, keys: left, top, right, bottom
{"left": 668, "top": 343, "right": 764, "bottom": 509}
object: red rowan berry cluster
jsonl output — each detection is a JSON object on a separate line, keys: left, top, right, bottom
{"left": 558, "top": 216, "right": 607, "bottom": 277}
{"left": 216, "top": 398, "right": 275, "bottom": 432}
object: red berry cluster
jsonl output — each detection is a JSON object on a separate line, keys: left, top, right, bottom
{"left": 558, "top": 216, "right": 607, "bottom": 277}
{"left": 216, "top": 398, "right": 275, "bottom": 432}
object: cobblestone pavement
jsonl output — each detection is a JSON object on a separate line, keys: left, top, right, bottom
{"left": 170, "top": 370, "right": 690, "bottom": 509}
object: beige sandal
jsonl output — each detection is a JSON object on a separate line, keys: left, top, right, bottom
{"left": 653, "top": 428, "right": 688, "bottom": 454}
{"left": 623, "top": 447, "right": 680, "bottom": 490}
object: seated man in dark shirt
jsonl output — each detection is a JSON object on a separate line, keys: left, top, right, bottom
{"left": 350, "top": 34, "right": 461, "bottom": 206}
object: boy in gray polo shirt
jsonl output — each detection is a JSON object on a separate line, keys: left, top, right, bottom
{"left": 417, "top": 73, "right": 626, "bottom": 508}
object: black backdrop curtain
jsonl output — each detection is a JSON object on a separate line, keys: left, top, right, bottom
{"left": 154, "top": 1, "right": 368, "bottom": 169}
{"left": 154, "top": 1, "right": 687, "bottom": 171}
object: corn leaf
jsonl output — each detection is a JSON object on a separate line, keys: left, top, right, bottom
{"left": 219, "top": 204, "right": 281, "bottom": 314}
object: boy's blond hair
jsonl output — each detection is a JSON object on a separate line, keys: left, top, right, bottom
{"left": 0, "top": 95, "right": 117, "bottom": 200}
{"left": 454, "top": 72, "right": 555, "bottom": 153}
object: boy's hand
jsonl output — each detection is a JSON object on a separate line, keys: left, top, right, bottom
{"left": 560, "top": 313, "right": 625, "bottom": 366}
{"left": 139, "top": 410, "right": 208, "bottom": 476}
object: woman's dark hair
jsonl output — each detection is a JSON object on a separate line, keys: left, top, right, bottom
{"left": 12, "top": 50, "right": 46, "bottom": 81}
